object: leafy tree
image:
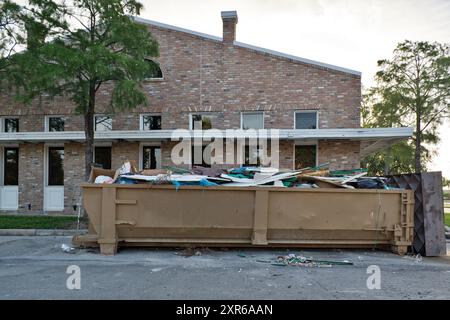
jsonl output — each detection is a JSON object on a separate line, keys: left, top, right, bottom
{"left": 362, "top": 89, "right": 417, "bottom": 176}
{"left": 372, "top": 40, "right": 450, "bottom": 173}
{"left": 443, "top": 177, "right": 450, "bottom": 189}
{"left": 6, "top": 0, "right": 159, "bottom": 180}
{"left": 0, "top": 0, "right": 23, "bottom": 74}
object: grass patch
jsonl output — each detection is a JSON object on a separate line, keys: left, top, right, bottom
{"left": 0, "top": 215, "right": 77, "bottom": 229}
{"left": 445, "top": 214, "right": 450, "bottom": 228}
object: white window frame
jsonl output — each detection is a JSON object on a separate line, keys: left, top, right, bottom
{"left": 1, "top": 116, "right": 19, "bottom": 133}
{"left": 240, "top": 111, "right": 265, "bottom": 130}
{"left": 139, "top": 142, "right": 162, "bottom": 171}
{"left": 294, "top": 110, "right": 319, "bottom": 130}
{"left": 189, "top": 112, "right": 220, "bottom": 130}
{"left": 94, "top": 115, "right": 113, "bottom": 132}
{"left": 45, "top": 115, "right": 65, "bottom": 132}
{"left": 140, "top": 113, "right": 162, "bottom": 131}
{"left": 293, "top": 140, "right": 318, "bottom": 170}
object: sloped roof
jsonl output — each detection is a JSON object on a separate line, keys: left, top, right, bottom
{"left": 132, "top": 16, "right": 362, "bottom": 76}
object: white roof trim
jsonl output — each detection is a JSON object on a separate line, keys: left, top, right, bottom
{"left": 132, "top": 16, "right": 361, "bottom": 76}
{"left": 0, "top": 127, "right": 412, "bottom": 143}
{"left": 132, "top": 16, "right": 222, "bottom": 42}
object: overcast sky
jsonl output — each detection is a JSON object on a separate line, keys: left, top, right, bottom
{"left": 138, "top": 0, "right": 450, "bottom": 177}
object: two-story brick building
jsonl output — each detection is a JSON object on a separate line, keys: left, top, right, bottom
{"left": 0, "top": 11, "right": 411, "bottom": 214}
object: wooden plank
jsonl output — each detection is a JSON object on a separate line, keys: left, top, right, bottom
{"left": 421, "top": 172, "right": 446, "bottom": 256}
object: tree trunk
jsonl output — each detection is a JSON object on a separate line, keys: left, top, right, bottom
{"left": 84, "top": 82, "right": 96, "bottom": 181}
{"left": 414, "top": 111, "right": 422, "bottom": 173}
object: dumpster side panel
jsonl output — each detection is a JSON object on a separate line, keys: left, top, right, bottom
{"left": 79, "top": 185, "right": 414, "bottom": 255}
{"left": 115, "top": 188, "right": 256, "bottom": 241}
{"left": 268, "top": 191, "right": 401, "bottom": 229}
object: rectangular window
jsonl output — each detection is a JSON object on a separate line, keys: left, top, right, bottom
{"left": 142, "top": 115, "right": 161, "bottom": 130}
{"left": 48, "top": 117, "right": 65, "bottom": 132}
{"left": 94, "top": 116, "right": 112, "bottom": 131}
{"left": 4, "top": 118, "right": 19, "bottom": 132}
{"left": 94, "top": 146, "right": 112, "bottom": 170}
{"left": 142, "top": 146, "right": 161, "bottom": 169}
{"left": 241, "top": 112, "right": 264, "bottom": 130}
{"left": 191, "top": 113, "right": 218, "bottom": 130}
{"left": 48, "top": 147, "right": 64, "bottom": 186}
{"left": 4, "top": 148, "right": 18, "bottom": 186}
{"left": 294, "top": 145, "right": 317, "bottom": 169}
{"left": 295, "top": 111, "right": 317, "bottom": 129}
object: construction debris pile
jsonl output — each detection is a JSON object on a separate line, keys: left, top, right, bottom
{"left": 271, "top": 254, "right": 354, "bottom": 267}
{"left": 92, "top": 161, "right": 399, "bottom": 190}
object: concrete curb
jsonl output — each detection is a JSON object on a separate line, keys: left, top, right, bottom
{"left": 0, "top": 229, "right": 88, "bottom": 236}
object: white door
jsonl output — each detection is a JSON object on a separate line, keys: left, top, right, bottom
{"left": 0, "top": 186, "right": 18, "bottom": 210}
{"left": 44, "top": 146, "right": 65, "bottom": 211}
{"left": 0, "top": 147, "right": 19, "bottom": 210}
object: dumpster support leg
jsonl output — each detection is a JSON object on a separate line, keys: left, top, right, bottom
{"left": 252, "top": 190, "right": 269, "bottom": 245}
{"left": 98, "top": 187, "right": 118, "bottom": 255}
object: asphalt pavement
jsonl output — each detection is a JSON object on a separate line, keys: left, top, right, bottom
{"left": 0, "top": 236, "right": 449, "bottom": 299}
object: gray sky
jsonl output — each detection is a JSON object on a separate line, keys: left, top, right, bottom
{"left": 139, "top": 0, "right": 450, "bottom": 177}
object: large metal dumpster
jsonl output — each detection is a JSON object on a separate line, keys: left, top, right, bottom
{"left": 74, "top": 184, "right": 414, "bottom": 255}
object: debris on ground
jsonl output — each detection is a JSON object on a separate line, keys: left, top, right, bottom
{"left": 61, "top": 243, "right": 76, "bottom": 254}
{"left": 174, "top": 247, "right": 212, "bottom": 257}
{"left": 91, "top": 161, "right": 400, "bottom": 190}
{"left": 271, "top": 254, "right": 353, "bottom": 267}
{"left": 402, "top": 253, "right": 423, "bottom": 263}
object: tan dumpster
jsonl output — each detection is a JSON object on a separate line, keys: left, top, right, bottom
{"left": 74, "top": 184, "right": 414, "bottom": 255}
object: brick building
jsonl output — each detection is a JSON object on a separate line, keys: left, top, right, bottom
{"left": 0, "top": 11, "right": 411, "bottom": 214}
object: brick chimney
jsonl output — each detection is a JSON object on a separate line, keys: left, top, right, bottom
{"left": 221, "top": 11, "right": 238, "bottom": 44}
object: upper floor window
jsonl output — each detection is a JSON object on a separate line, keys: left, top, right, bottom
{"left": 190, "top": 113, "right": 218, "bottom": 130}
{"left": 144, "top": 59, "right": 163, "bottom": 79}
{"left": 295, "top": 111, "right": 317, "bottom": 129}
{"left": 94, "top": 115, "right": 112, "bottom": 131}
{"left": 141, "top": 114, "right": 161, "bottom": 130}
{"left": 3, "top": 118, "right": 19, "bottom": 132}
{"left": 47, "top": 117, "right": 65, "bottom": 132}
{"left": 241, "top": 112, "right": 264, "bottom": 130}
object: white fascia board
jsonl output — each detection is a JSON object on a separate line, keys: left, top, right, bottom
{"left": 283, "top": 127, "right": 413, "bottom": 139}
{"left": 131, "top": 16, "right": 361, "bottom": 76}
{"left": 0, "top": 127, "right": 413, "bottom": 143}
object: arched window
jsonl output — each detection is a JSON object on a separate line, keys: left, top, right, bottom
{"left": 144, "top": 59, "right": 163, "bottom": 79}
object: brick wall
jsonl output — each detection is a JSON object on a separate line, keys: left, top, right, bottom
{"left": 18, "top": 143, "right": 44, "bottom": 214}
{"left": 64, "top": 143, "right": 85, "bottom": 215}
{"left": 0, "top": 20, "right": 361, "bottom": 130}
{"left": 318, "top": 140, "right": 361, "bottom": 171}
{"left": 111, "top": 142, "right": 140, "bottom": 169}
